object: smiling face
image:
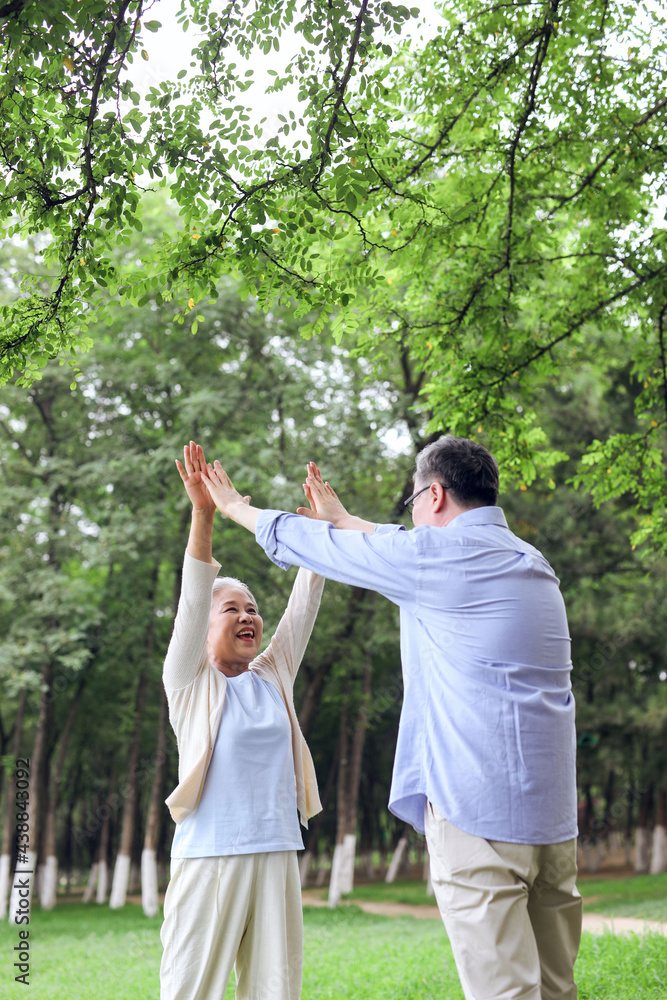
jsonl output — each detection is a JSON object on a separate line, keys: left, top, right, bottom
{"left": 207, "top": 586, "right": 263, "bottom": 676}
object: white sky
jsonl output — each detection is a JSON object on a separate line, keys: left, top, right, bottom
{"left": 136, "top": 1, "right": 444, "bottom": 136}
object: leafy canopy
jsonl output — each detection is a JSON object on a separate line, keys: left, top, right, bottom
{"left": 1, "top": 1, "right": 667, "bottom": 547}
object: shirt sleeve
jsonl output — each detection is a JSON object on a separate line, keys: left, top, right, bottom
{"left": 253, "top": 568, "right": 325, "bottom": 684}
{"left": 256, "top": 510, "right": 418, "bottom": 611}
{"left": 163, "top": 551, "right": 221, "bottom": 692}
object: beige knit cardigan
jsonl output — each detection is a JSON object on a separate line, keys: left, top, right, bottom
{"left": 163, "top": 551, "right": 324, "bottom": 827}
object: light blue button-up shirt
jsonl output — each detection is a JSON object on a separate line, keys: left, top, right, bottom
{"left": 256, "top": 506, "right": 577, "bottom": 845}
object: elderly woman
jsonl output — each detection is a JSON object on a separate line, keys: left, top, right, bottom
{"left": 160, "top": 441, "right": 324, "bottom": 1000}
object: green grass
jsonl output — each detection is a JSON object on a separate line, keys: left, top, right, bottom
{"left": 339, "top": 873, "right": 667, "bottom": 921}
{"left": 0, "top": 903, "right": 162, "bottom": 999}
{"left": 578, "top": 872, "right": 667, "bottom": 920}
{"left": 0, "top": 899, "right": 664, "bottom": 999}
{"left": 341, "top": 879, "right": 435, "bottom": 907}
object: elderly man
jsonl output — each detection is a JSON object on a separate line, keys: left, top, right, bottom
{"left": 201, "top": 436, "right": 581, "bottom": 1000}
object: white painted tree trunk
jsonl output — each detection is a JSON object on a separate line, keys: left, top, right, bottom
{"left": 328, "top": 834, "right": 356, "bottom": 908}
{"left": 82, "top": 863, "right": 98, "bottom": 903}
{"left": 109, "top": 852, "right": 131, "bottom": 909}
{"left": 298, "top": 851, "right": 312, "bottom": 888}
{"left": 0, "top": 854, "right": 10, "bottom": 919}
{"left": 96, "top": 859, "right": 108, "bottom": 905}
{"left": 634, "top": 827, "right": 651, "bottom": 873}
{"left": 328, "top": 845, "right": 345, "bottom": 908}
{"left": 340, "top": 834, "right": 356, "bottom": 894}
{"left": 649, "top": 825, "right": 667, "bottom": 874}
{"left": 40, "top": 855, "right": 58, "bottom": 910}
{"left": 8, "top": 850, "right": 35, "bottom": 925}
{"left": 141, "top": 848, "right": 159, "bottom": 917}
{"left": 385, "top": 835, "right": 408, "bottom": 884}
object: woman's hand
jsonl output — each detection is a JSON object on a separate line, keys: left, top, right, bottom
{"left": 297, "top": 463, "right": 351, "bottom": 526}
{"left": 200, "top": 460, "right": 251, "bottom": 518}
{"left": 176, "top": 441, "right": 217, "bottom": 514}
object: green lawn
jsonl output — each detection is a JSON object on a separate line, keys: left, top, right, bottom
{"left": 340, "top": 872, "right": 667, "bottom": 921}
{"left": 0, "top": 888, "right": 664, "bottom": 999}
{"left": 578, "top": 872, "right": 667, "bottom": 920}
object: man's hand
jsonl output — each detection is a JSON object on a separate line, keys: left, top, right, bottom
{"left": 297, "top": 463, "right": 375, "bottom": 534}
{"left": 200, "top": 460, "right": 251, "bottom": 518}
{"left": 297, "top": 463, "right": 350, "bottom": 526}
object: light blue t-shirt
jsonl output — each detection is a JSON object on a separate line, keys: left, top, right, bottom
{"left": 256, "top": 507, "right": 577, "bottom": 846}
{"left": 171, "top": 670, "right": 304, "bottom": 858}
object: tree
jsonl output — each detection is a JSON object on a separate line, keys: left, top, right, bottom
{"left": 2, "top": 1, "right": 667, "bottom": 554}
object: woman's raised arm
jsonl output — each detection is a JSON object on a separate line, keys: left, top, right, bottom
{"left": 176, "top": 442, "right": 251, "bottom": 562}
{"left": 176, "top": 441, "right": 216, "bottom": 563}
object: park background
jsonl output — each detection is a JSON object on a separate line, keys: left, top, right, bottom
{"left": 0, "top": 0, "right": 666, "bottom": 996}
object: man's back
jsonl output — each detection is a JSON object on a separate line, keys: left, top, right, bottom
{"left": 389, "top": 507, "right": 577, "bottom": 844}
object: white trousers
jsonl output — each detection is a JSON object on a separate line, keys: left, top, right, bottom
{"left": 425, "top": 803, "right": 582, "bottom": 1000}
{"left": 160, "top": 851, "right": 302, "bottom": 1000}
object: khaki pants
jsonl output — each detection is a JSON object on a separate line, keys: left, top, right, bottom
{"left": 425, "top": 803, "right": 582, "bottom": 1000}
{"left": 160, "top": 851, "right": 302, "bottom": 1000}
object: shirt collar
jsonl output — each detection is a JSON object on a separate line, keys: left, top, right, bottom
{"left": 448, "top": 506, "right": 508, "bottom": 529}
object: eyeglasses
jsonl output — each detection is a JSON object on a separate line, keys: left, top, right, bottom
{"left": 403, "top": 483, "right": 449, "bottom": 509}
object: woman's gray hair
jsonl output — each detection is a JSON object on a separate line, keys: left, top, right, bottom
{"left": 211, "top": 576, "right": 257, "bottom": 609}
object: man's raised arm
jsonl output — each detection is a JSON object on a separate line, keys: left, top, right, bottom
{"left": 201, "top": 459, "right": 416, "bottom": 610}
{"left": 296, "top": 462, "right": 375, "bottom": 534}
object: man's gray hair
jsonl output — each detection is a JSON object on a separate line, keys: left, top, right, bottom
{"left": 415, "top": 436, "right": 499, "bottom": 507}
{"left": 211, "top": 576, "right": 257, "bottom": 608}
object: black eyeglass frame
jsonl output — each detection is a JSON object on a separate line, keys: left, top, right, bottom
{"left": 403, "top": 483, "right": 449, "bottom": 509}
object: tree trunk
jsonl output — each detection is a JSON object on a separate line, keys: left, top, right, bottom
{"left": 581, "top": 784, "right": 599, "bottom": 874}
{"left": 649, "top": 787, "right": 667, "bottom": 874}
{"left": 624, "top": 779, "right": 635, "bottom": 867}
{"left": 61, "top": 766, "right": 80, "bottom": 898}
{"left": 40, "top": 678, "right": 86, "bottom": 909}
{"left": 110, "top": 560, "right": 159, "bottom": 910}
{"left": 602, "top": 769, "right": 615, "bottom": 848}
{"left": 141, "top": 685, "right": 168, "bottom": 917}
{"left": 328, "top": 692, "right": 350, "bottom": 909}
{"left": 634, "top": 785, "right": 653, "bottom": 873}
{"left": 9, "top": 657, "right": 54, "bottom": 925}
{"left": 109, "top": 665, "right": 149, "bottom": 909}
{"left": 298, "top": 587, "right": 370, "bottom": 738}
{"left": 315, "top": 851, "right": 329, "bottom": 887}
{"left": 0, "top": 687, "right": 27, "bottom": 920}
{"left": 96, "top": 779, "right": 114, "bottom": 905}
{"left": 385, "top": 826, "right": 412, "bottom": 883}
{"left": 328, "top": 652, "right": 372, "bottom": 907}
{"left": 82, "top": 862, "right": 98, "bottom": 903}
{"left": 299, "top": 743, "right": 338, "bottom": 889}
